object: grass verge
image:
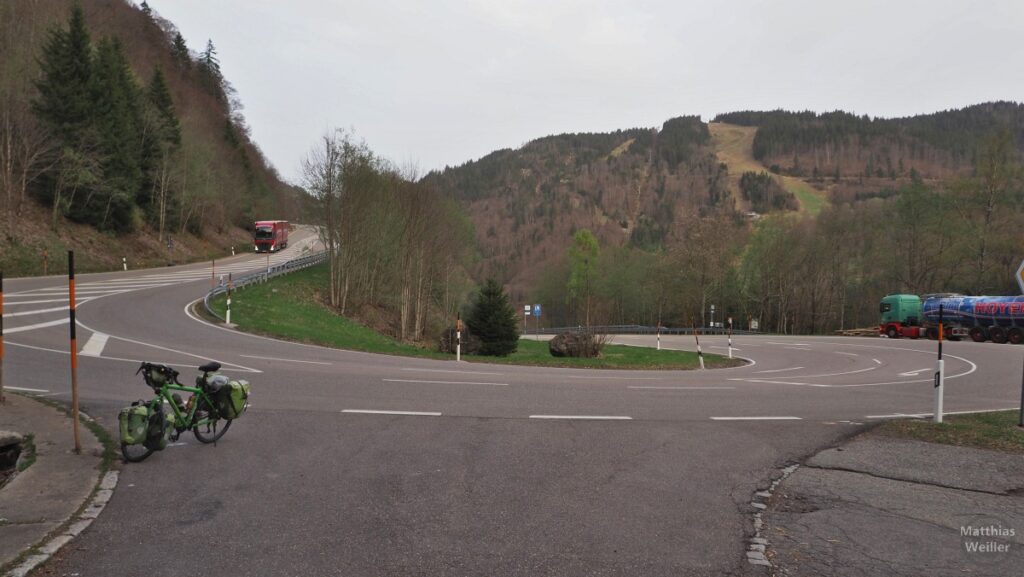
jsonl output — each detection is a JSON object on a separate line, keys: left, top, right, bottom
{"left": 208, "top": 264, "right": 742, "bottom": 370}
{"left": 875, "top": 410, "right": 1024, "bottom": 453}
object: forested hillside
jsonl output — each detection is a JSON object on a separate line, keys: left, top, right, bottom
{"left": 714, "top": 102, "right": 1024, "bottom": 180}
{"left": 0, "top": 0, "right": 303, "bottom": 273}
{"left": 430, "top": 106, "right": 1024, "bottom": 335}
{"left": 423, "top": 116, "right": 735, "bottom": 301}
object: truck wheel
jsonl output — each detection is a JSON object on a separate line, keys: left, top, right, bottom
{"left": 989, "top": 327, "right": 1007, "bottom": 344}
{"left": 968, "top": 327, "right": 986, "bottom": 342}
{"left": 886, "top": 326, "right": 898, "bottom": 339}
{"left": 1008, "top": 329, "right": 1023, "bottom": 345}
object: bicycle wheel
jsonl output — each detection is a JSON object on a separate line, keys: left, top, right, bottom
{"left": 121, "top": 442, "right": 154, "bottom": 463}
{"left": 193, "top": 398, "right": 232, "bottom": 444}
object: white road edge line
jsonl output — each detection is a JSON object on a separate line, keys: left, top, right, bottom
{"left": 383, "top": 379, "right": 509, "bottom": 386}
{"left": 710, "top": 416, "right": 802, "bottom": 421}
{"left": 5, "top": 319, "right": 68, "bottom": 333}
{"left": 865, "top": 407, "right": 1018, "bottom": 419}
{"left": 752, "top": 366, "right": 805, "bottom": 374}
{"left": 342, "top": 410, "right": 442, "bottom": 416}
{"left": 6, "top": 386, "right": 51, "bottom": 393}
{"left": 628, "top": 386, "right": 736, "bottom": 390}
{"left": 529, "top": 415, "right": 632, "bottom": 420}
{"left": 399, "top": 368, "right": 503, "bottom": 376}
{"left": 238, "top": 355, "right": 332, "bottom": 365}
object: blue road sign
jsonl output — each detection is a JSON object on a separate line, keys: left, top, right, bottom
{"left": 533, "top": 304, "right": 541, "bottom": 317}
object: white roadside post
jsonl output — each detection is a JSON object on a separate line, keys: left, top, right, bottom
{"left": 456, "top": 314, "right": 462, "bottom": 362}
{"left": 934, "top": 304, "right": 945, "bottom": 423}
{"left": 657, "top": 322, "right": 661, "bottom": 351}
{"left": 226, "top": 273, "right": 233, "bottom": 325}
{"left": 122, "top": 256, "right": 127, "bottom": 271}
{"left": 692, "top": 319, "right": 705, "bottom": 370}
{"left": 231, "top": 246, "right": 236, "bottom": 256}
{"left": 728, "top": 317, "right": 733, "bottom": 359}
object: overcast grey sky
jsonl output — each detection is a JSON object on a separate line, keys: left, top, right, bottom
{"left": 149, "top": 0, "right": 1023, "bottom": 184}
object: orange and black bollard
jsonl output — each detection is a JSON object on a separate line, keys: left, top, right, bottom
{"left": 68, "top": 251, "right": 82, "bottom": 453}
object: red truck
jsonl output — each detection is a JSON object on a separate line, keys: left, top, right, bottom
{"left": 253, "top": 220, "right": 289, "bottom": 253}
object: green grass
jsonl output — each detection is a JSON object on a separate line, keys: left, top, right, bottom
{"left": 876, "top": 410, "right": 1024, "bottom": 453}
{"left": 16, "top": 434, "right": 36, "bottom": 473}
{"left": 781, "top": 176, "right": 826, "bottom": 216}
{"left": 208, "top": 264, "right": 741, "bottom": 370}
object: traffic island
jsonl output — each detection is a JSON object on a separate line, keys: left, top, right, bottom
{"left": 761, "top": 422, "right": 1024, "bottom": 576}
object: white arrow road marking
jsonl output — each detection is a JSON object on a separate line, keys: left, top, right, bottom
{"left": 898, "top": 368, "right": 931, "bottom": 377}
{"left": 80, "top": 332, "right": 109, "bottom": 357}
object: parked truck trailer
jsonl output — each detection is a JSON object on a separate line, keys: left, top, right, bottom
{"left": 879, "top": 293, "right": 1024, "bottom": 344}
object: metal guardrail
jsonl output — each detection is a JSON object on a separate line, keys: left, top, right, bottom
{"left": 202, "top": 250, "right": 328, "bottom": 322}
{"left": 532, "top": 324, "right": 761, "bottom": 336}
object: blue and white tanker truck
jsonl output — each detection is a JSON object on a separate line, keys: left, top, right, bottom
{"left": 879, "top": 294, "right": 1024, "bottom": 344}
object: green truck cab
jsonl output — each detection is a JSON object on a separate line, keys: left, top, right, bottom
{"left": 879, "top": 294, "right": 923, "bottom": 338}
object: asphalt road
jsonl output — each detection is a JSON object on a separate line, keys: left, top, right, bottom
{"left": 5, "top": 229, "right": 1023, "bottom": 576}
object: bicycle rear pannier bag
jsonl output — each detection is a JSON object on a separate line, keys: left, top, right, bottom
{"left": 118, "top": 403, "right": 149, "bottom": 445}
{"left": 217, "top": 380, "right": 250, "bottom": 420}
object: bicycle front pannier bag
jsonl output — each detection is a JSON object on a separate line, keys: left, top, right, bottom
{"left": 217, "top": 380, "right": 250, "bottom": 420}
{"left": 118, "top": 403, "right": 149, "bottom": 445}
{"left": 143, "top": 403, "right": 175, "bottom": 451}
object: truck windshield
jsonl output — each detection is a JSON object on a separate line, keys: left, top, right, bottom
{"left": 255, "top": 227, "right": 274, "bottom": 239}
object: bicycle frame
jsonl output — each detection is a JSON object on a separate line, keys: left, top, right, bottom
{"left": 149, "top": 381, "right": 218, "bottom": 430}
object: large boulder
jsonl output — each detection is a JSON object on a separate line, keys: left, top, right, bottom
{"left": 549, "top": 331, "right": 602, "bottom": 358}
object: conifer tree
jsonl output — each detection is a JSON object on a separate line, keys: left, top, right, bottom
{"left": 147, "top": 67, "right": 180, "bottom": 146}
{"left": 90, "top": 37, "right": 142, "bottom": 231}
{"left": 466, "top": 279, "right": 520, "bottom": 356}
{"left": 171, "top": 33, "right": 190, "bottom": 67}
{"left": 33, "top": 3, "right": 93, "bottom": 144}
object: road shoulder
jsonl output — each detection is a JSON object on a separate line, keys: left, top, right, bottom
{"left": 763, "top": 430, "right": 1024, "bottom": 576}
{"left": 0, "top": 395, "right": 110, "bottom": 575}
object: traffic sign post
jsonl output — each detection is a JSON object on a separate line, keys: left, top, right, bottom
{"left": 533, "top": 304, "right": 541, "bottom": 340}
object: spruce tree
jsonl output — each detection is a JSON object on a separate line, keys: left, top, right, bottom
{"left": 33, "top": 3, "right": 93, "bottom": 144}
{"left": 171, "top": 33, "right": 190, "bottom": 67}
{"left": 89, "top": 37, "right": 143, "bottom": 231}
{"left": 466, "top": 279, "right": 520, "bottom": 356}
{"left": 148, "top": 67, "right": 180, "bottom": 146}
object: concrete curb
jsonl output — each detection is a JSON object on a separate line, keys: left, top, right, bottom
{"left": 4, "top": 470, "right": 120, "bottom": 577}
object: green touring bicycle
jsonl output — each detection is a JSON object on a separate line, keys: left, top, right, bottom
{"left": 118, "top": 361, "right": 250, "bottom": 463}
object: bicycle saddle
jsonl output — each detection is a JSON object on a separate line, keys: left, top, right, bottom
{"left": 199, "top": 361, "right": 222, "bottom": 373}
